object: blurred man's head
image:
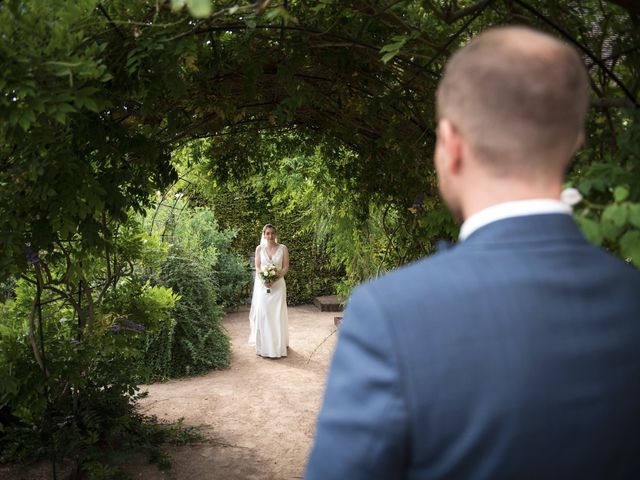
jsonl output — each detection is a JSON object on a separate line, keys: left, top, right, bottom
{"left": 434, "top": 26, "right": 589, "bottom": 220}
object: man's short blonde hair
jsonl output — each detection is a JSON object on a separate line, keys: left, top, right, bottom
{"left": 436, "top": 26, "right": 589, "bottom": 176}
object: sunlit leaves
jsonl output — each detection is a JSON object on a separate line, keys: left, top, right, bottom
{"left": 185, "top": 0, "right": 212, "bottom": 18}
{"left": 263, "top": 6, "right": 298, "bottom": 24}
{"left": 614, "top": 185, "right": 630, "bottom": 202}
{"left": 171, "top": 0, "right": 217, "bottom": 18}
{"left": 171, "top": 0, "right": 188, "bottom": 12}
{"left": 380, "top": 34, "right": 415, "bottom": 64}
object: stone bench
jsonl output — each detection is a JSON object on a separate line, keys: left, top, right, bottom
{"left": 313, "top": 295, "right": 344, "bottom": 312}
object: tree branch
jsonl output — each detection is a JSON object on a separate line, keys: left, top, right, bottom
{"left": 96, "top": 3, "right": 126, "bottom": 40}
{"left": 423, "top": 0, "right": 493, "bottom": 24}
{"left": 604, "top": 0, "right": 640, "bottom": 24}
{"left": 28, "top": 293, "right": 47, "bottom": 375}
{"left": 590, "top": 97, "right": 635, "bottom": 108}
{"left": 512, "top": 0, "right": 639, "bottom": 108}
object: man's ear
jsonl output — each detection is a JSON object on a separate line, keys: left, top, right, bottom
{"left": 437, "top": 119, "right": 463, "bottom": 175}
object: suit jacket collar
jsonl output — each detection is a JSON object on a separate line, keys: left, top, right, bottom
{"left": 459, "top": 200, "right": 571, "bottom": 241}
{"left": 460, "top": 213, "right": 587, "bottom": 247}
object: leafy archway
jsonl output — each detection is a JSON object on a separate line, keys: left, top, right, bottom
{"left": 2, "top": 0, "right": 639, "bottom": 278}
{"left": 1, "top": 0, "right": 639, "bottom": 474}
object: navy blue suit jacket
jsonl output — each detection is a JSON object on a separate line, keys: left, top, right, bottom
{"left": 306, "top": 214, "right": 640, "bottom": 479}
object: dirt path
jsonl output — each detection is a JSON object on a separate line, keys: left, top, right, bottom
{"left": 130, "top": 304, "right": 338, "bottom": 479}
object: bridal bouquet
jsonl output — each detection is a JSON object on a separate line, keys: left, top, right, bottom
{"left": 259, "top": 263, "right": 279, "bottom": 293}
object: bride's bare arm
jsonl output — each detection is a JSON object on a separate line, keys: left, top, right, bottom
{"left": 255, "top": 245, "right": 261, "bottom": 272}
{"left": 280, "top": 246, "right": 289, "bottom": 277}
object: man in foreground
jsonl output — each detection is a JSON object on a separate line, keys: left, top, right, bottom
{"left": 306, "top": 26, "right": 640, "bottom": 479}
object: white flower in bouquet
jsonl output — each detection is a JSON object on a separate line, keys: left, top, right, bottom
{"left": 259, "top": 263, "right": 279, "bottom": 293}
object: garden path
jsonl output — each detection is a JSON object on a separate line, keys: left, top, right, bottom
{"left": 129, "top": 304, "right": 338, "bottom": 479}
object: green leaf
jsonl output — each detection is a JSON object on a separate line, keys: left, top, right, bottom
{"left": 602, "top": 204, "right": 628, "bottom": 228}
{"left": 380, "top": 41, "right": 405, "bottom": 53}
{"left": 578, "top": 180, "right": 592, "bottom": 194}
{"left": 379, "top": 35, "right": 408, "bottom": 64}
{"left": 628, "top": 204, "right": 640, "bottom": 229}
{"left": 620, "top": 231, "right": 640, "bottom": 267}
{"left": 54, "top": 103, "right": 77, "bottom": 116}
{"left": 17, "top": 114, "right": 32, "bottom": 132}
{"left": 171, "top": 0, "right": 187, "bottom": 11}
{"left": 186, "top": 0, "right": 212, "bottom": 18}
{"left": 381, "top": 51, "right": 399, "bottom": 64}
{"left": 614, "top": 185, "right": 629, "bottom": 202}
{"left": 601, "top": 220, "right": 622, "bottom": 241}
{"left": 576, "top": 216, "right": 603, "bottom": 245}
{"left": 53, "top": 112, "right": 67, "bottom": 124}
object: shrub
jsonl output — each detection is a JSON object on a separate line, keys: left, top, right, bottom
{"left": 171, "top": 209, "right": 250, "bottom": 310}
{"left": 0, "top": 276, "right": 177, "bottom": 467}
{"left": 141, "top": 252, "right": 230, "bottom": 381}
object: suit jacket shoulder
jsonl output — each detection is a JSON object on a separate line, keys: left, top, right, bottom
{"left": 317, "top": 214, "right": 640, "bottom": 479}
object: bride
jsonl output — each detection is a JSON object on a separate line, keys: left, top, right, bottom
{"left": 248, "top": 224, "right": 289, "bottom": 358}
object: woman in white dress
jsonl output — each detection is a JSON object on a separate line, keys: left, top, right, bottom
{"left": 248, "top": 224, "right": 289, "bottom": 358}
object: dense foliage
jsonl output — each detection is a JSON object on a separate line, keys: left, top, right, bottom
{"left": 195, "top": 142, "right": 455, "bottom": 296}
{"left": 141, "top": 208, "right": 246, "bottom": 380}
{"left": 0, "top": 207, "right": 240, "bottom": 472}
{"left": 156, "top": 141, "right": 344, "bottom": 304}
{"left": 0, "top": 221, "right": 179, "bottom": 470}
{"left": 1, "top": 0, "right": 639, "bottom": 476}
{"left": 570, "top": 111, "right": 640, "bottom": 262}
{"left": 3, "top": 0, "right": 638, "bottom": 282}
{"left": 206, "top": 175, "right": 344, "bottom": 304}
{"left": 143, "top": 253, "right": 230, "bottom": 379}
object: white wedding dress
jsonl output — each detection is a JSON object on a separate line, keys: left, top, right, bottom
{"left": 249, "top": 244, "right": 289, "bottom": 357}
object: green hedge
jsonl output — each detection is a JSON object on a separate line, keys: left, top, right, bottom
{"left": 208, "top": 182, "right": 343, "bottom": 305}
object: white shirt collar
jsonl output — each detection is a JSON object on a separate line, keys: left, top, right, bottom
{"left": 459, "top": 199, "right": 572, "bottom": 241}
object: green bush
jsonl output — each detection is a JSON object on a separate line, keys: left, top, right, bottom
{"left": 0, "top": 276, "right": 177, "bottom": 466}
{"left": 141, "top": 252, "right": 230, "bottom": 381}
{"left": 137, "top": 207, "right": 247, "bottom": 381}
{"left": 144, "top": 205, "right": 251, "bottom": 309}
{"left": 172, "top": 209, "right": 250, "bottom": 309}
